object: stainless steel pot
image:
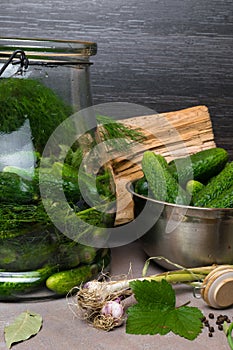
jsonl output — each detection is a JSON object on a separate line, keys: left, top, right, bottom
{"left": 127, "top": 181, "right": 233, "bottom": 269}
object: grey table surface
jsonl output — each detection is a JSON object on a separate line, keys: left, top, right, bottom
{"left": 0, "top": 241, "right": 232, "bottom": 350}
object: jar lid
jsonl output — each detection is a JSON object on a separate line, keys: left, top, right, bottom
{"left": 0, "top": 37, "right": 97, "bottom": 64}
{"left": 201, "top": 266, "right": 233, "bottom": 309}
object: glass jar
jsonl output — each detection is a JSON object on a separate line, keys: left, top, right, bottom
{"left": 0, "top": 37, "right": 113, "bottom": 301}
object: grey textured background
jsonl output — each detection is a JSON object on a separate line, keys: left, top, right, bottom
{"left": 0, "top": 0, "right": 232, "bottom": 157}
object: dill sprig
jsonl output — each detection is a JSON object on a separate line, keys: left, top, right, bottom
{"left": 0, "top": 202, "right": 51, "bottom": 239}
{"left": 96, "top": 114, "right": 145, "bottom": 152}
{"left": 0, "top": 78, "right": 72, "bottom": 153}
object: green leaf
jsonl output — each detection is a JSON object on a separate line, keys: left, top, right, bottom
{"left": 166, "top": 306, "right": 204, "bottom": 340}
{"left": 130, "top": 279, "right": 175, "bottom": 308}
{"left": 126, "top": 304, "right": 172, "bottom": 336}
{"left": 4, "top": 310, "right": 42, "bottom": 349}
{"left": 126, "top": 280, "right": 203, "bottom": 341}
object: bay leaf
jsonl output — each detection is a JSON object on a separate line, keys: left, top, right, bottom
{"left": 4, "top": 310, "right": 43, "bottom": 349}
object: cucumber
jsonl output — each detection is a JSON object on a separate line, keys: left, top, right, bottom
{"left": 55, "top": 240, "right": 97, "bottom": 269}
{"left": 0, "top": 249, "right": 111, "bottom": 298}
{"left": 0, "top": 229, "right": 57, "bottom": 271}
{"left": 46, "top": 265, "right": 95, "bottom": 295}
{"left": 205, "top": 184, "right": 233, "bottom": 208}
{"left": 186, "top": 180, "right": 204, "bottom": 197}
{"left": 134, "top": 176, "right": 148, "bottom": 196}
{"left": 0, "top": 265, "right": 57, "bottom": 299}
{"left": 46, "top": 252, "right": 111, "bottom": 295}
{"left": 168, "top": 147, "right": 229, "bottom": 184}
{"left": 0, "top": 203, "right": 51, "bottom": 239}
{"left": 3, "top": 165, "right": 35, "bottom": 180}
{"left": 0, "top": 172, "right": 38, "bottom": 204}
{"left": 141, "top": 151, "right": 189, "bottom": 205}
{"left": 1, "top": 161, "right": 81, "bottom": 205}
{"left": 35, "top": 165, "right": 81, "bottom": 205}
{"left": 193, "top": 161, "right": 233, "bottom": 207}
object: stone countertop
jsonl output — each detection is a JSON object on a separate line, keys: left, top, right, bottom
{"left": 0, "top": 241, "right": 232, "bottom": 350}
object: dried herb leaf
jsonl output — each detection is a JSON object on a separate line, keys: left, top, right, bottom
{"left": 4, "top": 310, "right": 42, "bottom": 349}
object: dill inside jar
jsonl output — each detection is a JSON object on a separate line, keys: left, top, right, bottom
{"left": 0, "top": 37, "right": 113, "bottom": 300}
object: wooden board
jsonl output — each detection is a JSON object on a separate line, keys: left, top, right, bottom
{"left": 110, "top": 105, "right": 216, "bottom": 225}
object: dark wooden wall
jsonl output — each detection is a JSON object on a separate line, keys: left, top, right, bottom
{"left": 1, "top": 0, "right": 232, "bottom": 158}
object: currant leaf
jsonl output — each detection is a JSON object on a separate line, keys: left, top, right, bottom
{"left": 130, "top": 278, "right": 175, "bottom": 307}
{"left": 126, "top": 279, "right": 203, "bottom": 341}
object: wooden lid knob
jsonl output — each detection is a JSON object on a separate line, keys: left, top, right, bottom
{"left": 201, "top": 267, "right": 233, "bottom": 309}
{"left": 213, "top": 278, "right": 233, "bottom": 308}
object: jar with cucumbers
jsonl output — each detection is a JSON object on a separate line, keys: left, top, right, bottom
{"left": 0, "top": 37, "right": 114, "bottom": 300}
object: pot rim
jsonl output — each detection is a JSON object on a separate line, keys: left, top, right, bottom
{"left": 126, "top": 180, "right": 233, "bottom": 215}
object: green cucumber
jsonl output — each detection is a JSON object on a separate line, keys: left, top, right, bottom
{"left": 46, "top": 265, "right": 95, "bottom": 295}
{"left": 0, "top": 203, "right": 51, "bottom": 239}
{"left": 205, "top": 184, "right": 233, "bottom": 208}
{"left": 0, "top": 265, "right": 57, "bottom": 298}
{"left": 35, "top": 165, "right": 81, "bottom": 205}
{"left": 141, "top": 151, "right": 189, "bottom": 205}
{"left": 193, "top": 161, "right": 233, "bottom": 207}
{"left": 186, "top": 180, "right": 204, "bottom": 197}
{"left": 0, "top": 172, "right": 38, "bottom": 204}
{"left": 55, "top": 240, "right": 97, "bottom": 269}
{"left": 168, "top": 147, "right": 229, "bottom": 184}
{"left": 46, "top": 252, "right": 111, "bottom": 295}
{"left": 0, "top": 229, "right": 57, "bottom": 271}
{"left": 1, "top": 162, "right": 81, "bottom": 205}
{"left": 3, "top": 165, "right": 35, "bottom": 180}
{"left": 134, "top": 176, "right": 148, "bottom": 196}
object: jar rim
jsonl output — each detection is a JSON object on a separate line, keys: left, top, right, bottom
{"left": 0, "top": 36, "right": 97, "bottom": 63}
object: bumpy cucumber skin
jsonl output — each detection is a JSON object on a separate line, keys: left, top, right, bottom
{"left": 0, "top": 230, "right": 57, "bottom": 271}
{"left": 207, "top": 184, "right": 233, "bottom": 208}
{"left": 193, "top": 161, "right": 233, "bottom": 207}
{"left": 168, "top": 147, "right": 229, "bottom": 184}
{"left": 134, "top": 176, "right": 148, "bottom": 196}
{"left": 0, "top": 249, "right": 111, "bottom": 298}
{"left": 141, "top": 151, "right": 189, "bottom": 205}
{"left": 55, "top": 241, "right": 97, "bottom": 270}
{"left": 0, "top": 172, "right": 37, "bottom": 204}
{"left": 46, "top": 251, "right": 111, "bottom": 295}
{"left": 186, "top": 180, "right": 204, "bottom": 197}
{"left": 46, "top": 265, "right": 94, "bottom": 295}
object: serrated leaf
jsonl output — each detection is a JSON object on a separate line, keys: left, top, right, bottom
{"left": 4, "top": 310, "right": 42, "bottom": 349}
{"left": 126, "top": 280, "right": 203, "bottom": 341}
{"left": 126, "top": 304, "right": 172, "bottom": 336}
{"left": 166, "top": 306, "right": 203, "bottom": 340}
{"left": 129, "top": 279, "right": 175, "bottom": 308}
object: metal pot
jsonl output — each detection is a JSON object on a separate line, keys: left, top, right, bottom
{"left": 127, "top": 181, "right": 233, "bottom": 269}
